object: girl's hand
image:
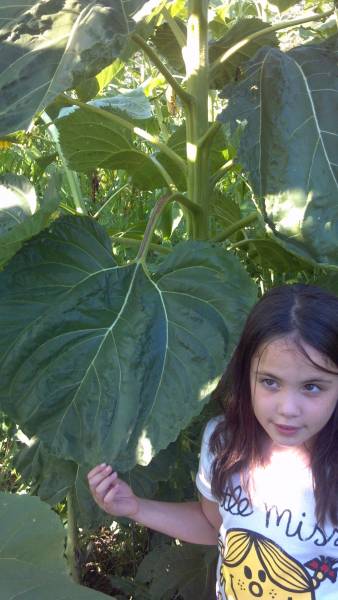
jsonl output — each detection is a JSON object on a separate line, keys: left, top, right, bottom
{"left": 87, "top": 464, "right": 139, "bottom": 518}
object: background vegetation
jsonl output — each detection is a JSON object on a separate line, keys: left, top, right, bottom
{"left": 0, "top": 0, "right": 337, "bottom": 598}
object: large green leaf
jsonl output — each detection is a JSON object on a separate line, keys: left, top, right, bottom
{"left": 0, "top": 493, "right": 113, "bottom": 598}
{"left": 136, "top": 542, "right": 217, "bottom": 600}
{"left": 57, "top": 106, "right": 228, "bottom": 191}
{"left": 209, "top": 18, "right": 279, "bottom": 88}
{"left": 236, "top": 237, "right": 317, "bottom": 272}
{"left": 0, "top": 173, "right": 60, "bottom": 268}
{"left": 1, "top": 562, "right": 112, "bottom": 600}
{"left": 219, "top": 35, "right": 338, "bottom": 265}
{"left": 0, "top": 215, "right": 257, "bottom": 471}
{"left": 0, "top": 0, "right": 148, "bottom": 136}
{"left": 57, "top": 97, "right": 173, "bottom": 189}
{"left": 0, "top": 491, "right": 66, "bottom": 572}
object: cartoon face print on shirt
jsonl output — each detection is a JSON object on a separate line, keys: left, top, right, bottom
{"left": 219, "top": 529, "right": 317, "bottom": 600}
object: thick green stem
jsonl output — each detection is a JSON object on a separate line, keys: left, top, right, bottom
{"left": 65, "top": 488, "right": 81, "bottom": 584}
{"left": 184, "top": 0, "right": 210, "bottom": 240}
{"left": 210, "top": 9, "right": 334, "bottom": 74}
{"left": 62, "top": 95, "right": 187, "bottom": 176}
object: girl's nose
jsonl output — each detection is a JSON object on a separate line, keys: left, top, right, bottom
{"left": 277, "top": 392, "right": 301, "bottom": 417}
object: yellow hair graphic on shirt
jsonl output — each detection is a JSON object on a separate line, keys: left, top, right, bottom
{"left": 219, "top": 528, "right": 316, "bottom": 599}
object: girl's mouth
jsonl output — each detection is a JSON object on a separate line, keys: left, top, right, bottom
{"left": 274, "top": 424, "right": 301, "bottom": 435}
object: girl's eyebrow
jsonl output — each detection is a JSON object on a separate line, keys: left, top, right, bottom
{"left": 256, "top": 371, "right": 334, "bottom": 384}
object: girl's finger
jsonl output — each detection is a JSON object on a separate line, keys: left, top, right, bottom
{"left": 95, "top": 472, "right": 118, "bottom": 497}
{"left": 87, "top": 463, "right": 107, "bottom": 479}
{"left": 103, "top": 483, "right": 120, "bottom": 505}
{"left": 88, "top": 465, "right": 113, "bottom": 488}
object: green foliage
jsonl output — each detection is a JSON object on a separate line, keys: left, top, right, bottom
{"left": 136, "top": 542, "right": 217, "bottom": 599}
{"left": 0, "top": 491, "right": 66, "bottom": 571}
{"left": 0, "top": 173, "right": 60, "bottom": 268}
{"left": 219, "top": 34, "right": 338, "bottom": 265}
{"left": 0, "top": 492, "right": 115, "bottom": 599}
{"left": 209, "top": 18, "right": 279, "bottom": 88}
{"left": 0, "top": 0, "right": 148, "bottom": 136}
{"left": 0, "top": 215, "right": 256, "bottom": 470}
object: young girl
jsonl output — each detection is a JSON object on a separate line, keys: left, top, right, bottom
{"left": 88, "top": 283, "right": 338, "bottom": 599}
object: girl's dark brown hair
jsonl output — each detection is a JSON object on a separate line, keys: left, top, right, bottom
{"left": 209, "top": 283, "right": 338, "bottom": 526}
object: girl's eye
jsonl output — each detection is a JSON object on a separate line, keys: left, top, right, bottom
{"left": 261, "top": 378, "right": 278, "bottom": 388}
{"left": 304, "top": 383, "right": 321, "bottom": 393}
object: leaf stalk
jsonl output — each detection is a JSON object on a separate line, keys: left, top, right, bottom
{"left": 162, "top": 7, "right": 186, "bottom": 48}
{"left": 131, "top": 33, "right": 193, "bottom": 108}
{"left": 212, "top": 212, "right": 259, "bottom": 242}
{"left": 111, "top": 236, "right": 172, "bottom": 254}
{"left": 197, "top": 121, "right": 222, "bottom": 150}
{"left": 136, "top": 192, "right": 200, "bottom": 262}
{"left": 210, "top": 9, "right": 334, "bottom": 73}
{"left": 210, "top": 159, "right": 234, "bottom": 187}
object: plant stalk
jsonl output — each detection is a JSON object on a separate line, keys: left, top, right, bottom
{"left": 65, "top": 487, "right": 81, "bottom": 584}
{"left": 184, "top": 0, "right": 210, "bottom": 240}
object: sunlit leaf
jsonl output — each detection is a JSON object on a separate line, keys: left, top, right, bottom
{"left": 219, "top": 35, "right": 338, "bottom": 264}
{"left": 0, "top": 0, "right": 148, "bottom": 136}
{"left": 0, "top": 174, "right": 60, "bottom": 268}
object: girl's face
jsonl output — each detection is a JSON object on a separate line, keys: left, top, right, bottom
{"left": 250, "top": 336, "right": 338, "bottom": 451}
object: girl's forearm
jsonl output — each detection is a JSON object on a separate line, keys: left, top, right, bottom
{"left": 132, "top": 499, "right": 218, "bottom": 545}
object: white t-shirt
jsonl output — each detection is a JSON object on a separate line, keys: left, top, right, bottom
{"left": 196, "top": 418, "right": 338, "bottom": 600}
